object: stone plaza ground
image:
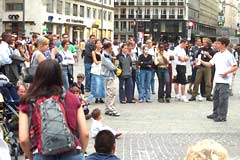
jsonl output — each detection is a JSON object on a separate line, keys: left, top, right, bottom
{"left": 18, "top": 60, "right": 240, "bottom": 160}
{"left": 82, "top": 59, "right": 240, "bottom": 160}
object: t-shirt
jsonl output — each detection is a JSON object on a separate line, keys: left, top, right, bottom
{"left": 174, "top": 45, "right": 187, "bottom": 66}
{"left": 209, "top": 49, "right": 237, "bottom": 84}
{"left": 58, "top": 44, "right": 76, "bottom": 54}
{"left": 18, "top": 91, "right": 82, "bottom": 150}
{"left": 196, "top": 47, "right": 215, "bottom": 67}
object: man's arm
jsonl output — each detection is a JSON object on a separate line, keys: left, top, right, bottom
{"left": 221, "top": 65, "right": 238, "bottom": 78}
{"left": 201, "top": 60, "right": 212, "bottom": 68}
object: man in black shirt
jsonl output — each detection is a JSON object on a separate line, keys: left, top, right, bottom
{"left": 189, "top": 38, "right": 215, "bottom": 101}
{"left": 84, "top": 35, "right": 96, "bottom": 92}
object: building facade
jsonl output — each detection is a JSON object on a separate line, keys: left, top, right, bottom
{"left": 1, "top": 0, "right": 114, "bottom": 41}
{"left": 114, "top": 0, "right": 219, "bottom": 43}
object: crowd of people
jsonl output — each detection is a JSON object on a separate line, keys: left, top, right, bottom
{"left": 0, "top": 31, "right": 239, "bottom": 159}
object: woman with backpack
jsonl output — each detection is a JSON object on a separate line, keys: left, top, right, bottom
{"left": 19, "top": 59, "right": 89, "bottom": 160}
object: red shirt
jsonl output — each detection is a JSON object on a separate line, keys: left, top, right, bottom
{"left": 19, "top": 91, "right": 81, "bottom": 150}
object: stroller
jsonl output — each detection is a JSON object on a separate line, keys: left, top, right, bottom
{"left": 0, "top": 74, "right": 22, "bottom": 160}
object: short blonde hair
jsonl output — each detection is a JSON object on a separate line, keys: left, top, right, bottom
{"left": 185, "top": 139, "right": 229, "bottom": 160}
{"left": 35, "top": 36, "right": 49, "bottom": 48}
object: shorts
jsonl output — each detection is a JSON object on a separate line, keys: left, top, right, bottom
{"left": 176, "top": 65, "right": 187, "bottom": 85}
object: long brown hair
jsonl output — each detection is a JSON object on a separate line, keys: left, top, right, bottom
{"left": 20, "top": 59, "right": 63, "bottom": 104}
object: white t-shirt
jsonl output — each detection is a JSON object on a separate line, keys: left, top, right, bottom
{"left": 210, "top": 49, "right": 237, "bottom": 84}
{"left": 174, "top": 45, "right": 187, "bottom": 66}
{"left": 90, "top": 119, "right": 117, "bottom": 137}
{"left": 59, "top": 50, "right": 75, "bottom": 65}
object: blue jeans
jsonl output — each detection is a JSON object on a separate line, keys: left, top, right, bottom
{"left": 139, "top": 70, "right": 152, "bottom": 101}
{"left": 84, "top": 63, "right": 92, "bottom": 90}
{"left": 151, "top": 69, "right": 156, "bottom": 92}
{"left": 33, "top": 150, "right": 85, "bottom": 160}
{"left": 62, "top": 67, "right": 69, "bottom": 90}
{"left": 156, "top": 68, "right": 171, "bottom": 98}
{"left": 136, "top": 70, "right": 141, "bottom": 96}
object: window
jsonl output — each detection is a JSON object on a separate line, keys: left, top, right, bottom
{"left": 129, "top": 8, "right": 134, "bottom": 15}
{"left": 5, "top": 3, "right": 23, "bottom": 11}
{"left": 98, "top": 9, "right": 102, "bottom": 19}
{"left": 103, "top": 11, "right": 107, "bottom": 20}
{"left": 93, "top": 9, "right": 96, "bottom": 19}
{"left": 169, "top": 8, "right": 175, "bottom": 15}
{"left": 109, "top": 0, "right": 112, "bottom": 5}
{"left": 138, "top": 8, "right": 142, "bottom": 15}
{"left": 114, "top": 21, "right": 119, "bottom": 29}
{"left": 57, "top": 0, "right": 63, "bottom": 14}
{"left": 65, "top": 2, "right": 70, "bottom": 15}
{"left": 47, "top": 0, "right": 54, "bottom": 13}
{"left": 161, "top": 9, "right": 166, "bottom": 15}
{"left": 104, "top": 0, "right": 107, "bottom": 4}
{"left": 178, "top": 8, "right": 183, "bottom": 15}
{"left": 154, "top": 8, "right": 158, "bottom": 15}
{"left": 73, "top": 4, "right": 78, "bottom": 16}
{"left": 80, "top": 6, "right": 84, "bottom": 17}
{"left": 120, "top": 8, "right": 126, "bottom": 15}
{"left": 145, "top": 8, "right": 150, "bottom": 15}
{"left": 87, "top": 7, "right": 91, "bottom": 18}
{"left": 108, "top": 12, "right": 112, "bottom": 21}
{"left": 121, "top": 21, "right": 127, "bottom": 30}
{"left": 120, "top": 35, "right": 126, "bottom": 41}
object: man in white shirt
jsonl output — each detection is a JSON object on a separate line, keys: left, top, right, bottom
{"left": 174, "top": 39, "right": 189, "bottom": 102}
{"left": 201, "top": 37, "right": 238, "bottom": 122}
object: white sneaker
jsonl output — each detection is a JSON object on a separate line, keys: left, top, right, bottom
{"left": 175, "top": 94, "right": 181, "bottom": 101}
{"left": 181, "top": 95, "right": 189, "bottom": 102}
{"left": 197, "top": 95, "right": 203, "bottom": 101}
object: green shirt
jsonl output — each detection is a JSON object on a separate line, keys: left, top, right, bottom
{"left": 58, "top": 44, "right": 76, "bottom": 53}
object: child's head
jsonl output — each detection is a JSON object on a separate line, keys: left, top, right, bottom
{"left": 77, "top": 73, "right": 85, "bottom": 84}
{"left": 69, "top": 86, "right": 80, "bottom": 97}
{"left": 91, "top": 108, "right": 101, "bottom": 120}
{"left": 185, "top": 139, "right": 229, "bottom": 160}
{"left": 16, "top": 84, "right": 27, "bottom": 97}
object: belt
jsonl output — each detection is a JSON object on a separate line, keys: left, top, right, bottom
{"left": 158, "top": 67, "right": 168, "bottom": 69}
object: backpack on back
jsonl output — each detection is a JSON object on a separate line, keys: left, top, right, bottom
{"left": 29, "top": 94, "right": 76, "bottom": 155}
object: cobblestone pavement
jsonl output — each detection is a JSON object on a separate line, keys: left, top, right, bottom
{"left": 18, "top": 60, "right": 240, "bottom": 160}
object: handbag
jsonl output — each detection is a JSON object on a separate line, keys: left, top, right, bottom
{"left": 23, "top": 54, "right": 37, "bottom": 83}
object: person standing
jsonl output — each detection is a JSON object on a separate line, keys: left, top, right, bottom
{"left": 189, "top": 38, "right": 215, "bottom": 101}
{"left": 188, "top": 38, "right": 202, "bottom": 95}
{"left": 174, "top": 39, "right": 189, "bottom": 102}
{"left": 155, "top": 43, "right": 171, "bottom": 103}
{"left": 59, "top": 40, "right": 75, "bottom": 90}
{"left": 0, "top": 32, "right": 15, "bottom": 83}
{"left": 90, "top": 40, "right": 105, "bottom": 103}
{"left": 202, "top": 37, "right": 238, "bottom": 122}
{"left": 101, "top": 42, "right": 120, "bottom": 116}
{"left": 138, "top": 46, "right": 153, "bottom": 103}
{"left": 145, "top": 39, "right": 156, "bottom": 94}
{"left": 117, "top": 43, "right": 134, "bottom": 104}
{"left": 84, "top": 35, "right": 96, "bottom": 92}
{"left": 19, "top": 59, "right": 89, "bottom": 160}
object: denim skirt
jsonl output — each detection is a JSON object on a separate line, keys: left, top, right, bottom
{"left": 90, "top": 74, "right": 105, "bottom": 98}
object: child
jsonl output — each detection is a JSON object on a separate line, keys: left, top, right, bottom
{"left": 90, "top": 108, "right": 122, "bottom": 138}
{"left": 69, "top": 86, "right": 92, "bottom": 120}
{"left": 72, "top": 73, "right": 85, "bottom": 94}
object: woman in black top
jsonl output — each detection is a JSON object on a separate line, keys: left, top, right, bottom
{"left": 138, "top": 46, "right": 153, "bottom": 103}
